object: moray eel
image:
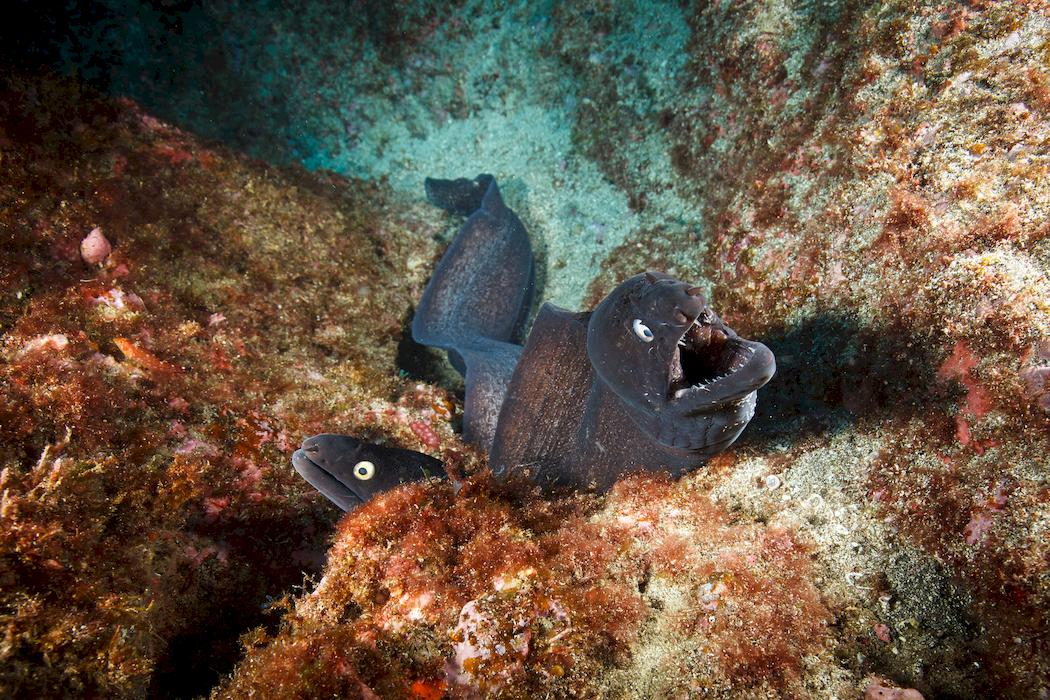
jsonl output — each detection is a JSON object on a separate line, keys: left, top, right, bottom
{"left": 491, "top": 271, "right": 775, "bottom": 491}
{"left": 292, "top": 434, "right": 445, "bottom": 510}
{"left": 411, "top": 174, "right": 534, "bottom": 450}
{"left": 295, "top": 175, "right": 775, "bottom": 510}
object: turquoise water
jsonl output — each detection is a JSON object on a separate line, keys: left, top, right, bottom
{"left": 9, "top": 0, "right": 702, "bottom": 308}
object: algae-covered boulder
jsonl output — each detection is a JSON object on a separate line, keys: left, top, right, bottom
{"left": 216, "top": 473, "right": 833, "bottom": 698}
{"left": 0, "top": 72, "right": 456, "bottom": 696}
{"left": 581, "top": 1, "right": 1050, "bottom": 696}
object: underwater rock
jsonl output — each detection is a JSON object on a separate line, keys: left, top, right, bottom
{"left": 2, "top": 0, "right": 1049, "bottom": 697}
{"left": 216, "top": 472, "right": 834, "bottom": 698}
{"left": 0, "top": 71, "right": 449, "bottom": 697}
{"left": 578, "top": 2, "right": 1050, "bottom": 696}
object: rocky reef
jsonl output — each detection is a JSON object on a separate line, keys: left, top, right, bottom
{"left": 1, "top": 0, "right": 1049, "bottom": 698}
{"left": 581, "top": 2, "right": 1050, "bottom": 696}
{"left": 0, "top": 72, "right": 456, "bottom": 696}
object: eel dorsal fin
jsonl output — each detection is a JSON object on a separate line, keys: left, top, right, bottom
{"left": 411, "top": 175, "right": 534, "bottom": 451}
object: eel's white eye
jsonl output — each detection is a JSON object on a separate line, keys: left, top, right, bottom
{"left": 353, "top": 460, "right": 376, "bottom": 480}
{"left": 632, "top": 319, "right": 654, "bottom": 342}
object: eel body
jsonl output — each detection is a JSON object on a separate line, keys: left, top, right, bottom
{"left": 411, "top": 175, "right": 534, "bottom": 450}
{"left": 491, "top": 273, "right": 774, "bottom": 491}
{"left": 292, "top": 176, "right": 775, "bottom": 510}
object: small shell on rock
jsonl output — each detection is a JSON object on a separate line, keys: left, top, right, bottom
{"left": 764, "top": 474, "right": 782, "bottom": 490}
{"left": 845, "top": 571, "right": 866, "bottom": 586}
{"left": 80, "top": 227, "right": 112, "bottom": 264}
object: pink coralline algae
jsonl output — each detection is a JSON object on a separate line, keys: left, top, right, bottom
{"left": 90, "top": 288, "right": 146, "bottom": 314}
{"left": 865, "top": 681, "right": 925, "bottom": 700}
{"left": 79, "top": 226, "right": 112, "bottom": 264}
{"left": 963, "top": 511, "right": 995, "bottom": 546}
{"left": 937, "top": 341, "right": 993, "bottom": 423}
{"left": 963, "top": 480, "right": 1012, "bottom": 546}
{"left": 1020, "top": 342, "right": 1050, "bottom": 413}
{"left": 1022, "top": 365, "right": 1050, "bottom": 413}
{"left": 409, "top": 419, "right": 441, "bottom": 448}
{"left": 17, "top": 333, "right": 70, "bottom": 358}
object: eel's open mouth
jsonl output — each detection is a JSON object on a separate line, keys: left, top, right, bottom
{"left": 667, "top": 315, "right": 758, "bottom": 402}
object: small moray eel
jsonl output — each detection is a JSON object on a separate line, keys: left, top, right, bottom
{"left": 292, "top": 434, "right": 446, "bottom": 511}
{"left": 292, "top": 175, "right": 775, "bottom": 510}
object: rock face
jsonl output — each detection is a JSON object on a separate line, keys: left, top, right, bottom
{"left": 0, "top": 73, "right": 452, "bottom": 697}
{"left": 216, "top": 472, "right": 832, "bottom": 698}
{"left": 581, "top": 3, "right": 1050, "bottom": 697}
{"left": 1, "top": 1, "right": 1049, "bottom": 698}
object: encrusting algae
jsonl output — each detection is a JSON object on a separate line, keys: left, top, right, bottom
{"left": 0, "top": 70, "right": 453, "bottom": 696}
{"left": 578, "top": 1, "right": 1049, "bottom": 692}
{"left": 216, "top": 472, "right": 830, "bottom": 699}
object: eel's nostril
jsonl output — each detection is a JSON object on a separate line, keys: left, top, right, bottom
{"left": 673, "top": 309, "right": 691, "bottom": 325}
{"left": 305, "top": 444, "right": 319, "bottom": 454}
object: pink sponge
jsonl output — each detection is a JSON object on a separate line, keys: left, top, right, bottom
{"left": 80, "top": 227, "right": 112, "bottom": 264}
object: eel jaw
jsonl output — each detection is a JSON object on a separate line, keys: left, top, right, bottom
{"left": 292, "top": 447, "right": 364, "bottom": 512}
{"left": 666, "top": 315, "right": 773, "bottom": 409}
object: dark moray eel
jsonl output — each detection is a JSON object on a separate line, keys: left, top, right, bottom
{"left": 292, "top": 175, "right": 775, "bottom": 508}
{"left": 293, "top": 434, "right": 446, "bottom": 511}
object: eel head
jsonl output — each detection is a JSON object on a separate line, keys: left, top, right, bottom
{"left": 586, "top": 271, "right": 775, "bottom": 452}
{"left": 292, "top": 434, "right": 445, "bottom": 512}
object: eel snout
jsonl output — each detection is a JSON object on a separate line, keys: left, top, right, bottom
{"left": 291, "top": 433, "right": 448, "bottom": 512}
{"left": 292, "top": 434, "right": 369, "bottom": 512}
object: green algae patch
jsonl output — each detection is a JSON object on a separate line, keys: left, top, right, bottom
{"left": 0, "top": 71, "right": 450, "bottom": 697}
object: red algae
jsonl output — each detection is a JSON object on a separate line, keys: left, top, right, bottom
{"left": 218, "top": 471, "right": 830, "bottom": 698}
{"left": 0, "top": 70, "right": 445, "bottom": 696}
{"left": 578, "top": 1, "right": 1050, "bottom": 696}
